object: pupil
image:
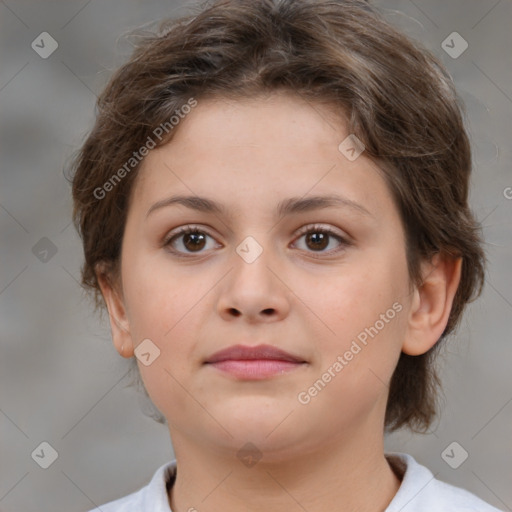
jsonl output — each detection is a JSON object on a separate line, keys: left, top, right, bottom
{"left": 307, "top": 232, "right": 328, "bottom": 250}
{"left": 185, "top": 232, "right": 205, "bottom": 251}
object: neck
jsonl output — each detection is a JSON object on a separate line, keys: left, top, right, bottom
{"left": 167, "top": 424, "right": 401, "bottom": 512}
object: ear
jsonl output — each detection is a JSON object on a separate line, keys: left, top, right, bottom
{"left": 402, "top": 253, "right": 462, "bottom": 356}
{"left": 96, "top": 263, "right": 135, "bottom": 358}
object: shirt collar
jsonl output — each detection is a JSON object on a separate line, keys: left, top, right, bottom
{"left": 148, "top": 453, "right": 425, "bottom": 512}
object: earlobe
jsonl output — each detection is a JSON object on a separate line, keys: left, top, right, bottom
{"left": 402, "top": 253, "right": 462, "bottom": 356}
{"left": 96, "top": 263, "right": 134, "bottom": 358}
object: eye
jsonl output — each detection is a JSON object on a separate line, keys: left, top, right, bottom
{"left": 292, "top": 224, "right": 350, "bottom": 255}
{"left": 163, "top": 225, "right": 219, "bottom": 256}
{"left": 163, "top": 223, "right": 350, "bottom": 258}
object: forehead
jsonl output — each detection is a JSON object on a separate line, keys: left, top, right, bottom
{"left": 130, "top": 93, "right": 395, "bottom": 222}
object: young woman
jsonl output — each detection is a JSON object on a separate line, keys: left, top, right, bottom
{"left": 70, "top": 0, "right": 501, "bottom": 510}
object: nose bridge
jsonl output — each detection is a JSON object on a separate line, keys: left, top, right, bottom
{"left": 231, "top": 232, "right": 277, "bottom": 293}
{"left": 217, "top": 232, "right": 289, "bottom": 321}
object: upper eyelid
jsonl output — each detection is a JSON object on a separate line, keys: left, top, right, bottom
{"left": 293, "top": 223, "right": 346, "bottom": 238}
{"left": 167, "top": 223, "right": 346, "bottom": 238}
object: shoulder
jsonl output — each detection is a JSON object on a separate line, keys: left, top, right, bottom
{"left": 385, "top": 452, "right": 504, "bottom": 512}
{"left": 87, "top": 460, "right": 177, "bottom": 512}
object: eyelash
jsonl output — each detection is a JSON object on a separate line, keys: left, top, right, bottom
{"left": 162, "top": 224, "right": 351, "bottom": 259}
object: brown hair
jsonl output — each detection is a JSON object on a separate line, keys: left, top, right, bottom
{"left": 69, "top": 0, "right": 485, "bottom": 432}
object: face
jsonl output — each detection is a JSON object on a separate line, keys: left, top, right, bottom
{"left": 104, "top": 92, "right": 419, "bottom": 460}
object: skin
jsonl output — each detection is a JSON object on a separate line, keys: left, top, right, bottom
{"left": 97, "top": 91, "right": 462, "bottom": 512}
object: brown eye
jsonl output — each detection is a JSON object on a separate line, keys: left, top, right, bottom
{"left": 181, "top": 231, "right": 207, "bottom": 251}
{"left": 164, "top": 226, "right": 217, "bottom": 255}
{"left": 293, "top": 224, "right": 349, "bottom": 256}
{"left": 304, "top": 231, "right": 329, "bottom": 251}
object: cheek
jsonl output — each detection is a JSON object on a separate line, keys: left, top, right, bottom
{"left": 121, "top": 255, "right": 211, "bottom": 406}
{"left": 312, "top": 260, "right": 406, "bottom": 331}
{"left": 122, "top": 251, "right": 198, "bottom": 335}
{"left": 304, "top": 252, "right": 409, "bottom": 377}
{"left": 300, "top": 273, "right": 407, "bottom": 418}
{"left": 124, "top": 265, "right": 206, "bottom": 417}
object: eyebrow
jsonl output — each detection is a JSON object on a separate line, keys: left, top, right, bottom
{"left": 145, "top": 194, "right": 373, "bottom": 219}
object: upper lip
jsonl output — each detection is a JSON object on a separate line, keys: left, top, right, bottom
{"left": 205, "top": 344, "right": 306, "bottom": 364}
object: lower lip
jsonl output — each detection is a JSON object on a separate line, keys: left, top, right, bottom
{"left": 207, "top": 360, "right": 305, "bottom": 380}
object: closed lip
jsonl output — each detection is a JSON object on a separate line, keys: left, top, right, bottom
{"left": 204, "top": 344, "right": 306, "bottom": 364}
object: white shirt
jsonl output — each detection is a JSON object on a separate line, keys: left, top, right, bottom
{"left": 89, "top": 452, "right": 503, "bottom": 511}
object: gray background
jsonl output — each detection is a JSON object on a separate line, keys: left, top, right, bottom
{"left": 0, "top": 0, "right": 511, "bottom": 510}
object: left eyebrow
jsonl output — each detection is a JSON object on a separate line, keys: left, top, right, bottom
{"left": 145, "top": 194, "right": 373, "bottom": 219}
{"left": 276, "top": 194, "right": 373, "bottom": 219}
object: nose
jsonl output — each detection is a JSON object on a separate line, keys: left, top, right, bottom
{"left": 216, "top": 242, "right": 291, "bottom": 324}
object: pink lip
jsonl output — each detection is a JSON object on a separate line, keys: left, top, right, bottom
{"left": 204, "top": 344, "right": 307, "bottom": 380}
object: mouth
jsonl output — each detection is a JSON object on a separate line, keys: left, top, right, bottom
{"left": 204, "top": 344, "right": 307, "bottom": 380}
